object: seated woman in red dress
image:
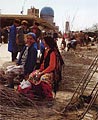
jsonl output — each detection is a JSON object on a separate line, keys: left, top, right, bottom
{"left": 29, "top": 36, "right": 57, "bottom": 99}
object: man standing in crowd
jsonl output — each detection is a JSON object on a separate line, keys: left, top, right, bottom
{"left": 8, "top": 19, "right": 20, "bottom": 62}
{"left": 16, "top": 20, "right": 29, "bottom": 52}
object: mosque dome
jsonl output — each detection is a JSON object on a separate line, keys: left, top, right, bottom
{"left": 40, "top": 7, "right": 54, "bottom": 17}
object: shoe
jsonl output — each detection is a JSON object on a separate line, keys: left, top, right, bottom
{"left": 4, "top": 84, "right": 14, "bottom": 89}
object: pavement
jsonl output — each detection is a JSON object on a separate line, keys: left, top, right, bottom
{"left": 0, "top": 43, "right": 11, "bottom": 67}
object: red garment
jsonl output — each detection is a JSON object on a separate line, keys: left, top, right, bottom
{"left": 40, "top": 51, "right": 56, "bottom": 74}
{"left": 41, "top": 81, "right": 53, "bottom": 100}
{"left": 17, "top": 81, "right": 53, "bottom": 100}
{"left": 17, "top": 85, "right": 34, "bottom": 100}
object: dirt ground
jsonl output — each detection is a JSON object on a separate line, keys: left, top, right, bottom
{"left": 0, "top": 44, "right": 98, "bottom": 120}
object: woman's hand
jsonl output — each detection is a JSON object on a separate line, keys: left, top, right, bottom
{"left": 29, "top": 70, "right": 40, "bottom": 80}
{"left": 35, "top": 72, "right": 42, "bottom": 79}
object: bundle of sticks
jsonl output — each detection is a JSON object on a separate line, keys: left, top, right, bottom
{"left": 0, "top": 84, "right": 36, "bottom": 107}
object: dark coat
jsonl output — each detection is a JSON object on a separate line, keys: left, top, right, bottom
{"left": 8, "top": 25, "right": 18, "bottom": 52}
{"left": 17, "top": 43, "right": 37, "bottom": 75}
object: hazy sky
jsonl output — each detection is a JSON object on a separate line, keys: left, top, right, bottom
{"left": 0, "top": 0, "right": 98, "bottom": 32}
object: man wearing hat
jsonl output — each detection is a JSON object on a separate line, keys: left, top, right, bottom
{"left": 16, "top": 20, "right": 29, "bottom": 52}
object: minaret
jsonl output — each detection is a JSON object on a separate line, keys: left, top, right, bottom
{"left": 65, "top": 21, "right": 70, "bottom": 33}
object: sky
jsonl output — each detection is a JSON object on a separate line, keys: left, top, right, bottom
{"left": 0, "top": 0, "right": 98, "bottom": 32}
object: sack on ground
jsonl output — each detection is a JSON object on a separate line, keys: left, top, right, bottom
{"left": 19, "top": 79, "right": 31, "bottom": 89}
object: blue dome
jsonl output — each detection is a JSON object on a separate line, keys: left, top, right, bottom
{"left": 40, "top": 7, "right": 54, "bottom": 17}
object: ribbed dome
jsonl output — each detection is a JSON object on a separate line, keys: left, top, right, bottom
{"left": 40, "top": 7, "right": 54, "bottom": 17}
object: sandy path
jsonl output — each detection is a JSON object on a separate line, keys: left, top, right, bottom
{"left": 0, "top": 44, "right": 11, "bottom": 67}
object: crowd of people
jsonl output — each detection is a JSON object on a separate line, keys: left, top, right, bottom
{"left": 0, "top": 19, "right": 64, "bottom": 100}
{"left": 61, "top": 30, "right": 98, "bottom": 51}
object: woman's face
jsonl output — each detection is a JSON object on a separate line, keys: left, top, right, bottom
{"left": 42, "top": 39, "right": 47, "bottom": 48}
{"left": 26, "top": 35, "right": 35, "bottom": 46}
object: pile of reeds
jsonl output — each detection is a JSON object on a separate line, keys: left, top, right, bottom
{"left": 0, "top": 84, "right": 36, "bottom": 107}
